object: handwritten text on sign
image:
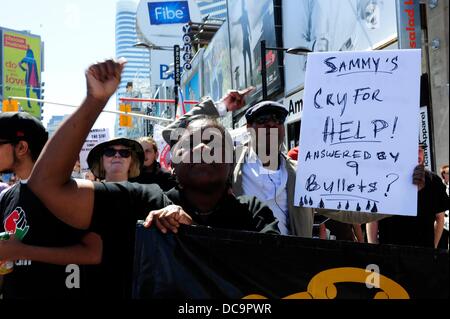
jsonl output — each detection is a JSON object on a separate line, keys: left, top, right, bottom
{"left": 295, "top": 50, "right": 421, "bottom": 216}
{"left": 80, "top": 128, "right": 110, "bottom": 173}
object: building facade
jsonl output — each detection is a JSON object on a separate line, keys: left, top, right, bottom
{"left": 46, "top": 114, "right": 69, "bottom": 137}
{"left": 115, "top": 0, "right": 150, "bottom": 138}
{"left": 195, "top": 0, "right": 228, "bottom": 20}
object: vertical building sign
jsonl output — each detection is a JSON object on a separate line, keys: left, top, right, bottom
{"left": 419, "top": 106, "right": 433, "bottom": 171}
{"left": 397, "top": 0, "right": 422, "bottom": 49}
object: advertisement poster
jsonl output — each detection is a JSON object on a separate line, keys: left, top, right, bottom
{"left": 2, "top": 30, "right": 42, "bottom": 119}
{"left": 202, "top": 24, "right": 232, "bottom": 102}
{"left": 295, "top": 49, "right": 421, "bottom": 216}
{"left": 228, "top": 0, "right": 281, "bottom": 103}
{"left": 283, "top": 0, "right": 399, "bottom": 94}
{"left": 181, "top": 48, "right": 203, "bottom": 114}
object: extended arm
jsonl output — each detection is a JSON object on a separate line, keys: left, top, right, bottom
{"left": 366, "top": 221, "right": 379, "bottom": 244}
{"left": 28, "top": 60, "right": 125, "bottom": 229}
{"left": 0, "top": 232, "right": 102, "bottom": 265}
{"left": 162, "top": 90, "right": 249, "bottom": 145}
{"left": 434, "top": 212, "right": 445, "bottom": 248}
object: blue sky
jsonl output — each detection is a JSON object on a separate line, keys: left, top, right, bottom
{"left": 0, "top": 0, "right": 131, "bottom": 132}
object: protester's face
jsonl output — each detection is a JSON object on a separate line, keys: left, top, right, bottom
{"left": 141, "top": 141, "right": 157, "bottom": 168}
{"left": 442, "top": 168, "right": 449, "bottom": 185}
{"left": 248, "top": 113, "right": 285, "bottom": 153}
{"left": 73, "top": 160, "right": 81, "bottom": 173}
{"left": 85, "top": 170, "right": 97, "bottom": 181}
{"left": 418, "top": 147, "right": 425, "bottom": 165}
{"left": 0, "top": 140, "right": 15, "bottom": 174}
{"left": 102, "top": 144, "right": 132, "bottom": 181}
{"left": 173, "top": 125, "right": 232, "bottom": 193}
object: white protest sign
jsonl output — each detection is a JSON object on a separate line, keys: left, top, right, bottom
{"left": 153, "top": 124, "right": 172, "bottom": 170}
{"left": 79, "top": 128, "right": 110, "bottom": 173}
{"left": 294, "top": 50, "right": 421, "bottom": 216}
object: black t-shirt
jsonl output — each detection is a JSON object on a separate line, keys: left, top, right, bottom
{"left": 0, "top": 183, "right": 85, "bottom": 299}
{"left": 165, "top": 188, "right": 280, "bottom": 235}
{"left": 130, "top": 162, "right": 177, "bottom": 192}
{"left": 88, "top": 181, "right": 171, "bottom": 298}
{"left": 378, "top": 170, "right": 449, "bottom": 248}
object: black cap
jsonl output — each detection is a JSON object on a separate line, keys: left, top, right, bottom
{"left": 0, "top": 112, "right": 48, "bottom": 148}
{"left": 244, "top": 101, "right": 288, "bottom": 123}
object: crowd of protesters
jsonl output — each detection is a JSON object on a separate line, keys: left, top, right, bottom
{"left": 0, "top": 59, "right": 448, "bottom": 299}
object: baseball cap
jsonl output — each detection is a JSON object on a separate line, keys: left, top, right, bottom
{"left": 244, "top": 101, "right": 288, "bottom": 124}
{"left": 0, "top": 112, "right": 48, "bottom": 148}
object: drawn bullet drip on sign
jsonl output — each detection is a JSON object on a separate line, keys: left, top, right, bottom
{"left": 337, "top": 202, "right": 342, "bottom": 210}
{"left": 345, "top": 201, "right": 350, "bottom": 210}
{"left": 304, "top": 195, "right": 308, "bottom": 204}
{"left": 319, "top": 199, "right": 325, "bottom": 209}
{"left": 309, "top": 198, "right": 313, "bottom": 206}
{"left": 391, "top": 116, "right": 398, "bottom": 139}
{"left": 356, "top": 203, "right": 361, "bottom": 212}
{"left": 371, "top": 203, "right": 378, "bottom": 213}
{"left": 299, "top": 197, "right": 304, "bottom": 206}
{"left": 366, "top": 201, "right": 371, "bottom": 210}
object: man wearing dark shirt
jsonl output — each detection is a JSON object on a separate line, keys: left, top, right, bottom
{"left": 27, "top": 59, "right": 279, "bottom": 298}
{"left": 154, "top": 117, "right": 279, "bottom": 235}
{"left": 378, "top": 145, "right": 447, "bottom": 248}
{"left": 0, "top": 112, "right": 97, "bottom": 299}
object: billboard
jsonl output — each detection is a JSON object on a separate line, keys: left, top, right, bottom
{"left": 1, "top": 29, "right": 42, "bottom": 119}
{"left": 137, "top": 0, "right": 202, "bottom": 47}
{"left": 283, "top": 0, "right": 399, "bottom": 95}
{"left": 148, "top": 1, "right": 191, "bottom": 25}
{"left": 228, "top": 0, "right": 281, "bottom": 104}
{"left": 202, "top": 25, "right": 232, "bottom": 102}
{"left": 181, "top": 48, "right": 203, "bottom": 113}
{"left": 151, "top": 49, "right": 177, "bottom": 86}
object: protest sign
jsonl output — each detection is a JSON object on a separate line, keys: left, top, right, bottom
{"left": 294, "top": 50, "right": 421, "bottom": 216}
{"left": 153, "top": 124, "right": 172, "bottom": 170}
{"left": 79, "top": 128, "right": 110, "bottom": 173}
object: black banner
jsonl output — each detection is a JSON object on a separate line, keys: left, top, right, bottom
{"left": 133, "top": 225, "right": 449, "bottom": 299}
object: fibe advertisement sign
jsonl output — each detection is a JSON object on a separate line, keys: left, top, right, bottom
{"left": 148, "top": 1, "right": 190, "bottom": 25}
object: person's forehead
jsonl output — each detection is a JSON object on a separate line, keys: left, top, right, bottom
{"left": 140, "top": 141, "right": 153, "bottom": 148}
{"left": 110, "top": 144, "right": 129, "bottom": 149}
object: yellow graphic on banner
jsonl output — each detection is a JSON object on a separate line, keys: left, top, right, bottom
{"left": 243, "top": 267, "right": 410, "bottom": 299}
{"left": 2, "top": 31, "right": 42, "bottom": 119}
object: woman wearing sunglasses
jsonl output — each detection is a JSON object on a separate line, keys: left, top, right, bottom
{"left": 78, "top": 138, "right": 144, "bottom": 297}
{"left": 87, "top": 138, "right": 144, "bottom": 183}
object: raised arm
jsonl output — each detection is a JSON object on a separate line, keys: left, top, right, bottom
{"left": 28, "top": 60, "right": 125, "bottom": 229}
{"left": 162, "top": 89, "right": 250, "bottom": 145}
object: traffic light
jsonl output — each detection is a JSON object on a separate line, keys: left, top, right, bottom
{"left": 119, "top": 104, "right": 132, "bottom": 128}
{"left": 2, "top": 99, "right": 19, "bottom": 112}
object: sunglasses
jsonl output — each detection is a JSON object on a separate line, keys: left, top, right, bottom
{"left": 252, "top": 113, "right": 285, "bottom": 125}
{"left": 103, "top": 148, "right": 132, "bottom": 158}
